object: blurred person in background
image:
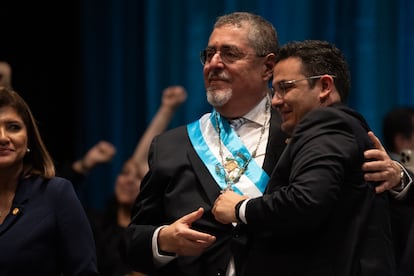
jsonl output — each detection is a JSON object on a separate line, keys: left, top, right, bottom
{"left": 89, "top": 85, "right": 186, "bottom": 276}
{"left": 0, "top": 61, "right": 12, "bottom": 88}
{"left": 383, "top": 106, "right": 414, "bottom": 171}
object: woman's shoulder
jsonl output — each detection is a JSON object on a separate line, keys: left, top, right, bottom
{"left": 30, "top": 176, "right": 77, "bottom": 198}
{"left": 17, "top": 176, "right": 78, "bottom": 206}
{"left": 47, "top": 176, "right": 72, "bottom": 185}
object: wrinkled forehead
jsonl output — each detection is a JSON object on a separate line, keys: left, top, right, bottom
{"left": 208, "top": 24, "right": 252, "bottom": 49}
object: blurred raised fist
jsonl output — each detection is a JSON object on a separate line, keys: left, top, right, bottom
{"left": 161, "top": 85, "right": 187, "bottom": 109}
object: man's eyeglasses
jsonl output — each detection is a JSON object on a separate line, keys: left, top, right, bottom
{"left": 271, "top": 75, "right": 336, "bottom": 99}
{"left": 200, "top": 46, "right": 265, "bottom": 65}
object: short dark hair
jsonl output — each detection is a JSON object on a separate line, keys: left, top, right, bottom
{"left": 383, "top": 106, "right": 414, "bottom": 152}
{"left": 275, "top": 40, "right": 351, "bottom": 103}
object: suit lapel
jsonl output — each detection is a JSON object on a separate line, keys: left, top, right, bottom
{"left": 262, "top": 110, "right": 288, "bottom": 175}
{"left": 187, "top": 147, "right": 221, "bottom": 205}
{"left": 0, "top": 177, "right": 39, "bottom": 236}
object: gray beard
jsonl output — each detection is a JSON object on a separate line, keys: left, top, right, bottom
{"left": 206, "top": 88, "right": 232, "bottom": 107}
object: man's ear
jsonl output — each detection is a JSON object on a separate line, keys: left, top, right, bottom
{"left": 263, "top": 53, "right": 276, "bottom": 81}
{"left": 319, "top": 75, "right": 335, "bottom": 103}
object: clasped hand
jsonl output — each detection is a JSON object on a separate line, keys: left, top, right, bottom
{"left": 363, "top": 132, "right": 403, "bottom": 193}
{"left": 212, "top": 190, "right": 247, "bottom": 224}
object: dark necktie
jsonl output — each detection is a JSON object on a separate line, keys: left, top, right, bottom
{"left": 229, "top": 117, "right": 247, "bottom": 130}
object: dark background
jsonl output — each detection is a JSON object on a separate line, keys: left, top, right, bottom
{"left": 0, "top": 2, "right": 80, "bottom": 165}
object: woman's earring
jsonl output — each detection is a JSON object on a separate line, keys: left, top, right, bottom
{"left": 26, "top": 148, "right": 31, "bottom": 153}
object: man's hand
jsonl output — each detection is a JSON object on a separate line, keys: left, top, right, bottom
{"left": 363, "top": 131, "right": 402, "bottom": 193}
{"left": 158, "top": 208, "right": 216, "bottom": 256}
{"left": 212, "top": 191, "right": 247, "bottom": 224}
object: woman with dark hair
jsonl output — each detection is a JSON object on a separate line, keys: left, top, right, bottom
{"left": 0, "top": 86, "right": 99, "bottom": 275}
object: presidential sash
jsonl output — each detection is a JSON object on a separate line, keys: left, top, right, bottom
{"left": 187, "top": 110, "right": 269, "bottom": 197}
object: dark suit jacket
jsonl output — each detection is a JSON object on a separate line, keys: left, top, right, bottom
{"left": 240, "top": 104, "right": 396, "bottom": 276}
{"left": 390, "top": 168, "right": 414, "bottom": 276}
{"left": 399, "top": 217, "right": 414, "bottom": 276}
{"left": 394, "top": 202, "right": 414, "bottom": 276}
{"left": 380, "top": 149, "right": 414, "bottom": 275}
{"left": 125, "top": 110, "right": 288, "bottom": 276}
{"left": 0, "top": 176, "right": 99, "bottom": 276}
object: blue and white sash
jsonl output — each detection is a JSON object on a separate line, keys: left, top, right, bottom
{"left": 187, "top": 110, "right": 269, "bottom": 197}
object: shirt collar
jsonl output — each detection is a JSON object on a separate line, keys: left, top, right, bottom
{"left": 243, "top": 95, "right": 270, "bottom": 126}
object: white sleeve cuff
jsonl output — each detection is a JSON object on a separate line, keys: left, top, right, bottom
{"left": 390, "top": 162, "right": 413, "bottom": 200}
{"left": 152, "top": 225, "right": 177, "bottom": 267}
{"left": 238, "top": 198, "right": 250, "bottom": 224}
